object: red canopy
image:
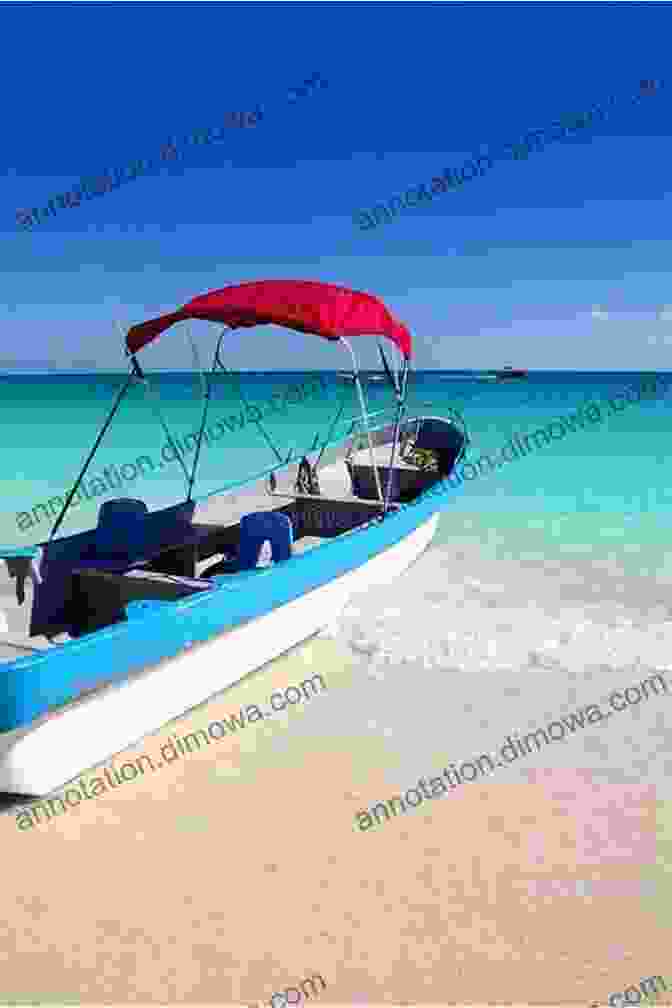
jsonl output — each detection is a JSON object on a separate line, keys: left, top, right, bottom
{"left": 126, "top": 280, "right": 412, "bottom": 359}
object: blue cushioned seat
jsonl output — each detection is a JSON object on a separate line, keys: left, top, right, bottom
{"left": 92, "top": 499, "right": 197, "bottom": 568}
{"left": 93, "top": 498, "right": 150, "bottom": 566}
{"left": 30, "top": 498, "right": 199, "bottom": 638}
{"left": 238, "top": 511, "right": 293, "bottom": 569}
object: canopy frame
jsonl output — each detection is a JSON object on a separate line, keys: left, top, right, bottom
{"left": 338, "top": 337, "right": 384, "bottom": 503}
{"left": 43, "top": 280, "right": 415, "bottom": 543}
{"left": 47, "top": 358, "right": 142, "bottom": 543}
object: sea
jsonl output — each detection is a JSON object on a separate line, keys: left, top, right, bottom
{"left": 2, "top": 368, "right": 671, "bottom": 565}
{"left": 2, "top": 369, "right": 672, "bottom": 816}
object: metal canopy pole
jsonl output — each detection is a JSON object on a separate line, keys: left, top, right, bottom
{"left": 339, "top": 336, "right": 384, "bottom": 504}
{"left": 185, "top": 324, "right": 215, "bottom": 501}
{"left": 48, "top": 361, "right": 139, "bottom": 542}
{"left": 383, "top": 355, "right": 410, "bottom": 514}
{"left": 117, "top": 320, "right": 193, "bottom": 497}
{"left": 313, "top": 374, "right": 351, "bottom": 471}
{"left": 214, "top": 329, "right": 284, "bottom": 464}
{"left": 140, "top": 372, "right": 192, "bottom": 492}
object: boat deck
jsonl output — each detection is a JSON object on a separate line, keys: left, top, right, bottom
{"left": 0, "top": 482, "right": 339, "bottom": 660}
{"left": 0, "top": 444, "right": 406, "bottom": 660}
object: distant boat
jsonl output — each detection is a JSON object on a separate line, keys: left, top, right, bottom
{"left": 440, "top": 368, "right": 526, "bottom": 383}
{"left": 337, "top": 372, "right": 386, "bottom": 384}
{"left": 440, "top": 373, "right": 497, "bottom": 382}
{"left": 491, "top": 366, "right": 528, "bottom": 382}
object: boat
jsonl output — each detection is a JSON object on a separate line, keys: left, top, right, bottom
{"left": 439, "top": 372, "right": 498, "bottom": 382}
{"left": 337, "top": 371, "right": 385, "bottom": 383}
{"left": 0, "top": 280, "right": 468, "bottom": 797}
{"left": 491, "top": 366, "right": 528, "bottom": 381}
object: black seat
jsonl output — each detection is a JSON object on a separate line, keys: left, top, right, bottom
{"left": 29, "top": 498, "right": 200, "bottom": 638}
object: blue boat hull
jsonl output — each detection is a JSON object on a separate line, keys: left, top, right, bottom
{"left": 0, "top": 474, "right": 458, "bottom": 737}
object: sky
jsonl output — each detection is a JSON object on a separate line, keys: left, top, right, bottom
{"left": 3, "top": 1, "right": 672, "bottom": 371}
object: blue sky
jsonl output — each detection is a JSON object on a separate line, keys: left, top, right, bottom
{"left": 3, "top": 1, "right": 672, "bottom": 371}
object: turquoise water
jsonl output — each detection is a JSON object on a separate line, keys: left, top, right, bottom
{"left": 1, "top": 370, "right": 671, "bottom": 577}
{"left": 3, "top": 368, "right": 672, "bottom": 799}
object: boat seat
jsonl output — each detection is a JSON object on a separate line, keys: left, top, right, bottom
{"left": 93, "top": 499, "right": 199, "bottom": 568}
{"left": 239, "top": 511, "right": 293, "bottom": 568}
{"left": 201, "top": 510, "right": 294, "bottom": 577}
{"left": 29, "top": 498, "right": 206, "bottom": 639}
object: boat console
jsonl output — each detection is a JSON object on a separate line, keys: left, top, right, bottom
{"left": 346, "top": 416, "right": 466, "bottom": 502}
